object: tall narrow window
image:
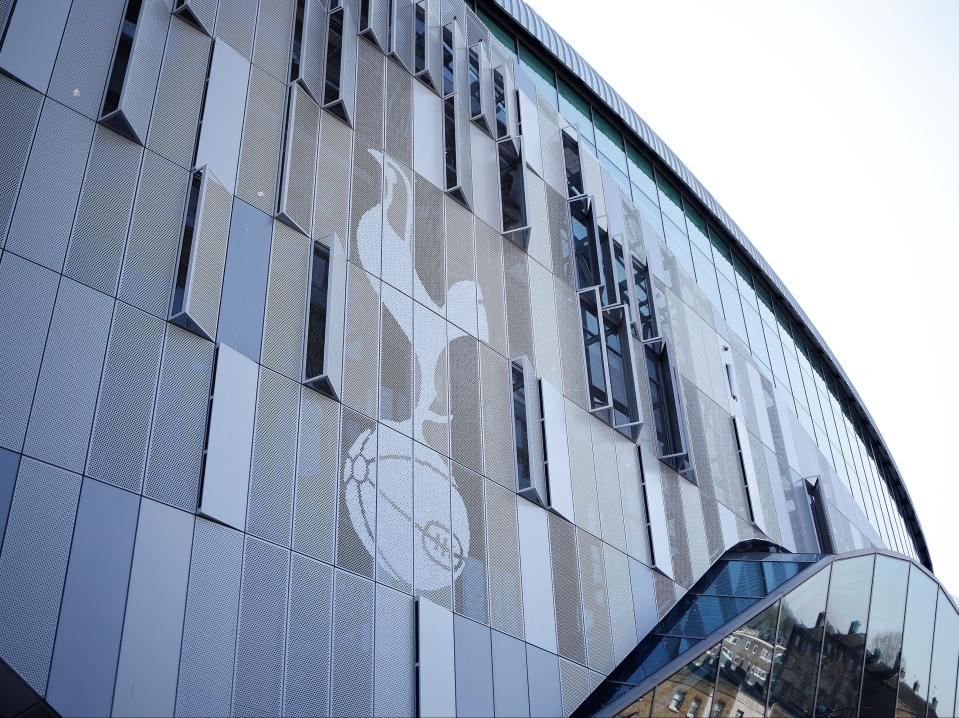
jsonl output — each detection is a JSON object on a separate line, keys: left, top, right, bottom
{"left": 305, "top": 241, "right": 331, "bottom": 382}
{"left": 468, "top": 46, "right": 483, "bottom": 121}
{"left": 303, "top": 235, "right": 345, "bottom": 399}
{"left": 580, "top": 289, "right": 610, "bottom": 413}
{"left": 603, "top": 305, "right": 641, "bottom": 436}
{"left": 644, "top": 341, "right": 692, "bottom": 480}
{"left": 511, "top": 357, "right": 548, "bottom": 507}
{"left": 290, "top": 0, "right": 306, "bottom": 83}
{"left": 497, "top": 136, "right": 530, "bottom": 248}
{"left": 806, "top": 478, "right": 834, "bottom": 553}
{"left": 493, "top": 67, "right": 509, "bottom": 139}
{"left": 102, "top": 0, "right": 143, "bottom": 117}
{"left": 633, "top": 259, "right": 658, "bottom": 340}
{"left": 413, "top": 0, "right": 432, "bottom": 87}
{"left": 569, "top": 195, "right": 600, "bottom": 290}
{"left": 324, "top": 7, "right": 344, "bottom": 105}
{"left": 322, "top": 3, "right": 356, "bottom": 125}
{"left": 443, "top": 96, "right": 458, "bottom": 191}
{"left": 441, "top": 24, "right": 454, "bottom": 96}
{"left": 171, "top": 170, "right": 203, "bottom": 323}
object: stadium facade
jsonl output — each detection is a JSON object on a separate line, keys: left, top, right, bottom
{"left": 0, "top": 0, "right": 952, "bottom": 716}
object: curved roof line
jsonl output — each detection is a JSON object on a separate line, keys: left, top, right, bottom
{"left": 485, "top": 0, "right": 931, "bottom": 568}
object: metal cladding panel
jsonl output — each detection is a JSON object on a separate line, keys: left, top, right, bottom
{"left": 559, "top": 658, "right": 590, "bottom": 718}
{"left": 528, "top": 259, "right": 562, "bottom": 388}
{"left": 322, "top": 3, "right": 358, "bottom": 127}
{"left": 385, "top": 58, "right": 414, "bottom": 169}
{"left": 380, "top": 283, "right": 413, "bottom": 433}
{"left": 381, "top": 154, "right": 414, "bottom": 300}
{"left": 449, "top": 333, "right": 483, "bottom": 473}
{"left": 503, "top": 239, "right": 534, "bottom": 361}
{"left": 548, "top": 513, "right": 586, "bottom": 664}
{"left": 491, "top": 629, "right": 531, "bottom": 718}
{"left": 65, "top": 126, "right": 142, "bottom": 296}
{"left": 356, "top": 37, "right": 386, "bottom": 151}
{"left": 23, "top": 279, "right": 113, "bottom": 473}
{"left": 526, "top": 644, "right": 563, "bottom": 718}
{"left": 46, "top": 479, "right": 139, "bottom": 718}
{"left": 375, "top": 424, "right": 414, "bottom": 593}
{"left": 174, "top": 0, "right": 217, "bottom": 35}
{"left": 479, "top": 344, "right": 514, "bottom": 492}
{"left": 413, "top": 80, "right": 445, "bottom": 188}
{"left": 0, "top": 254, "right": 58, "bottom": 452}
{"left": 350, "top": 142, "right": 384, "bottom": 277}
{"left": 733, "top": 412, "right": 769, "bottom": 533}
{"left": 0, "top": 459, "right": 81, "bottom": 694}
{"left": 171, "top": 167, "right": 232, "bottom": 341}
{"left": 514, "top": 356, "right": 547, "bottom": 505}
{"left": 525, "top": 172, "right": 551, "bottom": 270}
{"left": 360, "top": 0, "right": 390, "bottom": 50}
{"left": 445, "top": 197, "right": 477, "bottom": 336}
{"left": 175, "top": 519, "right": 244, "bottom": 718}
{"left": 217, "top": 197, "right": 273, "bottom": 362}
{"left": 113, "top": 499, "right": 194, "bottom": 718}
{"left": 413, "top": 442, "right": 453, "bottom": 609}
{"left": 247, "top": 367, "right": 299, "bottom": 546}
{"left": 517, "top": 500, "right": 557, "bottom": 653}
{"left": 106, "top": 0, "right": 170, "bottom": 144}
{"left": 454, "top": 614, "right": 495, "bottom": 717}
{"left": 0, "top": 449, "right": 17, "bottom": 546}
{"left": 285, "top": 553, "right": 333, "bottom": 717}
{"left": 331, "top": 569, "right": 375, "bottom": 717}
{"left": 313, "top": 112, "right": 352, "bottom": 244}
{"left": 540, "top": 379, "right": 573, "bottom": 519}
{"left": 214, "top": 0, "right": 258, "bottom": 59}
{"left": 577, "top": 529, "right": 615, "bottom": 674}
{"left": 336, "top": 408, "right": 377, "bottom": 577}
{"left": 615, "top": 436, "right": 651, "bottom": 564}
{"left": 388, "top": 0, "right": 415, "bottom": 72}
{"left": 413, "top": 173, "right": 446, "bottom": 310}
{"left": 518, "top": 90, "right": 543, "bottom": 177}
{"left": 627, "top": 558, "right": 658, "bottom": 640}
{"left": 342, "top": 263, "right": 381, "bottom": 418}
{"left": 86, "top": 303, "right": 165, "bottom": 493}
{"left": 47, "top": 0, "right": 125, "bottom": 118}
{"left": 6, "top": 98, "right": 94, "bottom": 271}
{"left": 0, "top": 75, "right": 42, "bottom": 249}
{"left": 278, "top": 83, "right": 320, "bottom": 235}
{"left": 592, "top": 420, "right": 627, "bottom": 553}
{"left": 475, "top": 219, "right": 508, "bottom": 355}
{"left": 0, "top": 0, "right": 71, "bottom": 92}
{"left": 639, "top": 441, "right": 674, "bottom": 579}
{"left": 295, "top": 0, "right": 328, "bottom": 102}
{"left": 566, "top": 400, "right": 601, "bottom": 537}
{"left": 554, "top": 277, "right": 587, "bottom": 406}
{"left": 236, "top": 66, "right": 286, "bottom": 215}
{"left": 603, "top": 544, "right": 637, "bottom": 663}
{"left": 413, "top": 302, "right": 449, "bottom": 456}
{"left": 195, "top": 39, "right": 250, "bottom": 193}
{"left": 199, "top": 344, "right": 258, "bottom": 530}
{"left": 452, "top": 462, "right": 488, "bottom": 622}
{"left": 374, "top": 585, "right": 416, "bottom": 718}
{"left": 471, "top": 123, "right": 501, "bottom": 231}
{"left": 233, "top": 537, "right": 289, "bottom": 718}
{"left": 293, "top": 388, "right": 340, "bottom": 564}
{"left": 119, "top": 151, "right": 190, "bottom": 318}
{"left": 261, "top": 220, "right": 309, "bottom": 381}
{"left": 143, "top": 325, "right": 215, "bottom": 512}
{"left": 539, "top": 111, "right": 566, "bottom": 195}
{"left": 252, "top": 0, "right": 294, "bottom": 81}
{"left": 146, "top": 17, "right": 210, "bottom": 170}
{"left": 486, "top": 479, "right": 525, "bottom": 640}
{"left": 417, "top": 598, "right": 456, "bottom": 718}
{"left": 749, "top": 433, "right": 783, "bottom": 546}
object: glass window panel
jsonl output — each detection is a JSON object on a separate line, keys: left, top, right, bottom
{"left": 710, "top": 228, "right": 735, "bottom": 280}
{"left": 656, "top": 172, "right": 686, "bottom": 230}
{"left": 594, "top": 113, "right": 628, "bottom": 173}
{"left": 927, "top": 592, "right": 959, "bottom": 718}
{"left": 664, "top": 217, "right": 695, "bottom": 278}
{"left": 764, "top": 321, "right": 791, "bottom": 391}
{"left": 717, "top": 275, "right": 748, "bottom": 344}
{"left": 859, "top": 555, "right": 909, "bottom": 717}
{"left": 733, "top": 255, "right": 758, "bottom": 310}
{"left": 612, "top": 633, "right": 696, "bottom": 686}
{"left": 742, "top": 304, "right": 771, "bottom": 372}
{"left": 627, "top": 143, "right": 659, "bottom": 205}
{"left": 698, "top": 560, "right": 767, "bottom": 598}
{"left": 767, "top": 565, "right": 830, "bottom": 718}
{"left": 632, "top": 187, "right": 662, "bottom": 236}
{"left": 615, "top": 690, "right": 653, "bottom": 718}
{"left": 684, "top": 203, "right": 710, "bottom": 255}
{"left": 814, "top": 555, "right": 874, "bottom": 717}
{"left": 558, "top": 80, "right": 594, "bottom": 146}
{"left": 659, "top": 595, "right": 758, "bottom": 639}
{"left": 599, "top": 154, "right": 630, "bottom": 194}
{"left": 755, "top": 281, "right": 776, "bottom": 327}
{"left": 691, "top": 247, "right": 722, "bottom": 315}
{"left": 897, "top": 565, "right": 938, "bottom": 717}
{"left": 761, "top": 561, "right": 806, "bottom": 594}
{"left": 651, "top": 645, "right": 720, "bottom": 718}
{"left": 518, "top": 43, "right": 556, "bottom": 107}
{"left": 714, "top": 602, "right": 781, "bottom": 718}
{"left": 476, "top": 7, "right": 515, "bottom": 54}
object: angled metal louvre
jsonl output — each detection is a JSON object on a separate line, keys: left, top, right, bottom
{"left": 322, "top": 2, "right": 358, "bottom": 127}
{"left": 388, "top": 0, "right": 415, "bottom": 73}
{"left": 413, "top": 0, "right": 443, "bottom": 93}
{"left": 291, "top": 0, "right": 328, "bottom": 102}
{"left": 172, "top": 0, "right": 216, "bottom": 35}
{"left": 302, "top": 233, "right": 347, "bottom": 400}
{"left": 358, "top": 0, "right": 389, "bottom": 51}
{"left": 277, "top": 82, "right": 320, "bottom": 235}
{"left": 511, "top": 356, "right": 548, "bottom": 508}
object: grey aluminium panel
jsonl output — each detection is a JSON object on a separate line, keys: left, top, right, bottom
{"left": 277, "top": 83, "right": 320, "bottom": 236}
{"left": 373, "top": 585, "right": 416, "bottom": 718}
{"left": 359, "top": 0, "right": 390, "bottom": 50}
{"left": 46, "top": 479, "right": 140, "bottom": 718}
{"left": 525, "top": 643, "right": 563, "bottom": 718}
{"left": 331, "top": 569, "right": 375, "bottom": 717}
{"left": 514, "top": 356, "right": 548, "bottom": 507}
{"left": 388, "top": 0, "right": 415, "bottom": 72}
{"left": 173, "top": 0, "right": 216, "bottom": 35}
{"left": 285, "top": 553, "right": 334, "bottom": 717}
{"left": 0, "top": 74, "right": 42, "bottom": 250}
{"left": 235, "top": 65, "right": 286, "bottom": 215}
{"left": 517, "top": 499, "right": 558, "bottom": 654}
{"left": 417, "top": 597, "right": 456, "bottom": 718}
{"left": 198, "top": 343, "right": 258, "bottom": 531}
{"left": 541, "top": 377, "right": 574, "bottom": 521}
{"left": 454, "top": 615, "right": 495, "bottom": 718}
{"left": 113, "top": 499, "right": 194, "bottom": 718}
{"left": 491, "top": 629, "right": 530, "bottom": 718}
{"left": 322, "top": 3, "right": 357, "bottom": 127}
{"left": 0, "top": 0, "right": 72, "bottom": 92}
{"left": 292, "top": 0, "right": 328, "bottom": 102}
{"left": 303, "top": 233, "right": 347, "bottom": 399}
{"left": 0, "top": 449, "right": 18, "bottom": 548}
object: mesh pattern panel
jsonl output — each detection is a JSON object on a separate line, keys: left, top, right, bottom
{"left": 445, "top": 198, "right": 477, "bottom": 335}
{"left": 452, "top": 462, "right": 488, "bottom": 623}
{"left": 215, "top": 0, "right": 258, "bottom": 58}
{"left": 375, "top": 424, "right": 414, "bottom": 592}
{"left": 381, "top": 156, "right": 414, "bottom": 296}
{"left": 65, "top": 126, "right": 142, "bottom": 296}
{"left": 592, "top": 420, "right": 627, "bottom": 552}
{"left": 486, "top": 479, "right": 524, "bottom": 639}
{"left": 525, "top": 173, "right": 551, "bottom": 271}
{"left": 546, "top": 185, "right": 574, "bottom": 287}
{"left": 469, "top": 127, "right": 501, "bottom": 248}
{"left": 261, "top": 220, "right": 309, "bottom": 381}
{"left": 285, "top": 553, "right": 333, "bottom": 717}
{"left": 144, "top": 325, "right": 214, "bottom": 512}
{"left": 182, "top": 170, "right": 231, "bottom": 339}
{"left": 560, "top": 658, "right": 591, "bottom": 718}
{"left": 247, "top": 367, "right": 299, "bottom": 546}
{"left": 119, "top": 151, "right": 189, "bottom": 318}
{"left": 615, "top": 437, "right": 651, "bottom": 564}
{"left": 176, "top": 520, "right": 244, "bottom": 718}
{"left": 413, "top": 442, "right": 453, "bottom": 609}
{"left": 577, "top": 529, "right": 614, "bottom": 673}
{"left": 87, "top": 302, "right": 165, "bottom": 493}
{"left": 252, "top": 0, "right": 294, "bottom": 81}
{"left": 0, "top": 75, "right": 42, "bottom": 249}
{"left": 336, "top": 408, "right": 378, "bottom": 577}
{"left": 449, "top": 334, "right": 483, "bottom": 473}
{"left": 549, "top": 513, "right": 587, "bottom": 665}
{"left": 279, "top": 84, "right": 320, "bottom": 234}
{"left": 0, "top": 459, "right": 81, "bottom": 694}
{"left": 342, "top": 264, "right": 381, "bottom": 418}
{"left": 474, "top": 219, "right": 507, "bottom": 355}
{"left": 567, "top": 401, "right": 601, "bottom": 537}
{"left": 312, "top": 112, "right": 352, "bottom": 244}
{"left": 479, "top": 343, "right": 514, "bottom": 489}
{"left": 413, "top": 302, "right": 449, "bottom": 456}
{"left": 554, "top": 277, "right": 587, "bottom": 407}
{"left": 385, "top": 58, "right": 413, "bottom": 168}
{"left": 355, "top": 37, "right": 386, "bottom": 151}
{"left": 503, "top": 240, "right": 534, "bottom": 362}
{"left": 661, "top": 466, "right": 693, "bottom": 588}
{"left": 350, "top": 142, "right": 384, "bottom": 276}
{"left": 413, "top": 174, "right": 446, "bottom": 310}
{"left": 528, "top": 260, "right": 563, "bottom": 389}
{"left": 603, "top": 545, "right": 636, "bottom": 662}
{"left": 331, "top": 569, "right": 375, "bottom": 717}
{"left": 147, "top": 18, "right": 210, "bottom": 170}
{"left": 379, "top": 284, "right": 413, "bottom": 434}
{"left": 118, "top": 0, "right": 169, "bottom": 141}
{"left": 293, "top": 388, "right": 340, "bottom": 564}
{"left": 750, "top": 431, "right": 783, "bottom": 546}
{"left": 539, "top": 113, "right": 567, "bottom": 195}
{"left": 373, "top": 584, "right": 416, "bottom": 717}
{"left": 236, "top": 66, "right": 286, "bottom": 215}
{"left": 233, "top": 537, "right": 288, "bottom": 718}
{"left": 653, "top": 570, "right": 681, "bottom": 619}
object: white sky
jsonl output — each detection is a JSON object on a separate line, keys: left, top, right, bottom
{"left": 527, "top": 0, "right": 959, "bottom": 592}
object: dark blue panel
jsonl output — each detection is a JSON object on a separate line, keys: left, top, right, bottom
{"left": 217, "top": 198, "right": 272, "bottom": 361}
{"left": 46, "top": 478, "right": 139, "bottom": 717}
{"left": 0, "top": 448, "right": 20, "bottom": 550}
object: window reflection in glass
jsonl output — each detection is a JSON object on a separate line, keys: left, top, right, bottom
{"left": 651, "top": 646, "right": 720, "bottom": 718}
{"left": 926, "top": 590, "right": 959, "bottom": 718}
{"left": 713, "top": 602, "right": 780, "bottom": 718}
{"left": 897, "top": 566, "right": 938, "bottom": 716}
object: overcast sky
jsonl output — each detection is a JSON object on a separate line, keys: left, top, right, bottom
{"left": 527, "top": 0, "right": 959, "bottom": 592}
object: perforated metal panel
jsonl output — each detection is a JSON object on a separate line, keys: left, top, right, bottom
{"left": 479, "top": 343, "right": 514, "bottom": 489}
{"left": 336, "top": 408, "right": 378, "bottom": 577}
{"left": 293, "top": 388, "right": 340, "bottom": 563}
{"left": 247, "top": 367, "right": 299, "bottom": 546}
{"left": 86, "top": 302, "right": 165, "bottom": 493}
{"left": 292, "top": 0, "right": 327, "bottom": 102}
{"left": 452, "top": 462, "right": 488, "bottom": 623}
{"left": 548, "top": 513, "right": 587, "bottom": 665}
{"left": 449, "top": 333, "right": 483, "bottom": 473}
{"left": 331, "top": 569, "right": 375, "bottom": 717}
{"left": 64, "top": 126, "right": 142, "bottom": 295}
{"left": 470, "top": 124, "right": 501, "bottom": 231}
{"left": 236, "top": 66, "right": 286, "bottom": 215}
{"left": 525, "top": 172, "right": 551, "bottom": 270}
{"left": 342, "top": 263, "right": 381, "bottom": 418}
{"left": 375, "top": 424, "right": 414, "bottom": 592}
{"left": 374, "top": 584, "right": 416, "bottom": 717}
{"left": 233, "top": 537, "right": 288, "bottom": 718}
{"left": 559, "top": 658, "right": 591, "bottom": 718}
{"left": 0, "top": 459, "right": 81, "bottom": 694}
{"left": 567, "top": 401, "right": 601, "bottom": 537}
{"left": 615, "top": 436, "right": 651, "bottom": 564}
{"left": 143, "top": 325, "right": 214, "bottom": 512}
{"left": 591, "top": 420, "right": 627, "bottom": 553}
{"left": 350, "top": 142, "right": 384, "bottom": 276}
{"left": 285, "top": 553, "right": 334, "bottom": 717}
{"left": 413, "top": 301, "right": 449, "bottom": 455}
{"left": 528, "top": 259, "right": 563, "bottom": 390}
{"left": 252, "top": 0, "right": 294, "bottom": 81}
{"left": 356, "top": 38, "right": 386, "bottom": 151}
{"left": 473, "top": 222, "right": 506, "bottom": 355}
{"left": 413, "top": 441, "right": 453, "bottom": 610}
{"left": 486, "top": 479, "right": 524, "bottom": 640}
{"left": 313, "top": 111, "right": 353, "bottom": 246}
{"left": 445, "top": 197, "right": 477, "bottom": 335}
{"left": 603, "top": 544, "right": 637, "bottom": 662}
{"left": 277, "top": 83, "right": 320, "bottom": 235}
{"left": 380, "top": 284, "right": 414, "bottom": 434}
{"left": 546, "top": 184, "right": 575, "bottom": 288}
{"left": 577, "top": 529, "right": 614, "bottom": 673}
{"left": 214, "top": 0, "right": 258, "bottom": 58}
{"left": 0, "top": 75, "right": 41, "bottom": 250}
{"left": 554, "top": 278, "right": 587, "bottom": 407}
{"left": 173, "top": 0, "right": 217, "bottom": 35}
{"left": 503, "top": 240, "right": 535, "bottom": 362}
{"left": 261, "top": 220, "right": 309, "bottom": 380}
{"left": 660, "top": 463, "right": 693, "bottom": 589}
{"left": 385, "top": 58, "right": 413, "bottom": 166}
{"left": 414, "top": 173, "right": 446, "bottom": 310}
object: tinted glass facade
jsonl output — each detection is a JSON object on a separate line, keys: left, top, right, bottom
{"left": 0, "top": 0, "right": 936, "bottom": 716}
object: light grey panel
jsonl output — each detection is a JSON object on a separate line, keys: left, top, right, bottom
{"left": 261, "top": 219, "right": 309, "bottom": 381}
{"left": 5, "top": 98, "right": 94, "bottom": 271}
{"left": 486, "top": 479, "right": 524, "bottom": 640}
{"left": 379, "top": 284, "right": 414, "bottom": 434}
{"left": 0, "top": 253, "right": 58, "bottom": 452}
{"left": 559, "top": 659, "right": 591, "bottom": 718}
{"left": 413, "top": 79, "right": 444, "bottom": 188}
{"left": 373, "top": 584, "right": 416, "bottom": 718}
{"left": 233, "top": 537, "right": 289, "bottom": 718}
{"left": 549, "top": 513, "right": 586, "bottom": 665}
{"left": 628, "top": 557, "right": 658, "bottom": 641}
{"left": 350, "top": 141, "right": 384, "bottom": 277}
{"left": 503, "top": 239, "right": 534, "bottom": 362}
{"left": 417, "top": 598, "right": 456, "bottom": 718}
{"left": 195, "top": 39, "right": 251, "bottom": 193}
{"left": 342, "top": 263, "right": 381, "bottom": 419}
{"left": 616, "top": 435, "right": 651, "bottom": 564}
{"left": 199, "top": 344, "right": 258, "bottom": 530}
{"left": 336, "top": 408, "right": 378, "bottom": 577}
{"left": 388, "top": 0, "right": 414, "bottom": 72}
{"left": 292, "top": 388, "right": 340, "bottom": 563}
{"left": 475, "top": 220, "right": 507, "bottom": 355}
{"left": 0, "top": 449, "right": 17, "bottom": 548}
{"left": 285, "top": 553, "right": 333, "bottom": 718}
{"left": 86, "top": 302, "right": 165, "bottom": 493}
{"left": 491, "top": 629, "right": 530, "bottom": 718}
{"left": 113, "top": 499, "right": 194, "bottom": 718}
{"left": 455, "top": 615, "right": 495, "bottom": 718}
{"left": 526, "top": 644, "right": 563, "bottom": 718}
{"left": 312, "top": 112, "right": 352, "bottom": 246}
{"left": 578, "top": 529, "right": 615, "bottom": 673}
{"left": 518, "top": 499, "right": 557, "bottom": 653}
{"left": 554, "top": 278, "right": 587, "bottom": 407}
{"left": 381, "top": 146, "right": 414, "bottom": 301}
{"left": 236, "top": 65, "right": 286, "bottom": 215}
{"left": 359, "top": 0, "right": 390, "bottom": 49}
{"left": 277, "top": 83, "right": 320, "bottom": 235}
{"left": 175, "top": 519, "right": 244, "bottom": 718}
{"left": 375, "top": 424, "right": 414, "bottom": 592}
{"left": 567, "top": 401, "right": 601, "bottom": 537}
{"left": 413, "top": 442, "right": 453, "bottom": 609}
{"left": 143, "top": 325, "right": 214, "bottom": 512}
{"left": 0, "top": 459, "right": 82, "bottom": 694}
{"left": 331, "top": 569, "right": 375, "bottom": 717}
{"left": 604, "top": 544, "right": 637, "bottom": 662}
{"left": 592, "top": 421, "right": 627, "bottom": 553}
{"left": 173, "top": 0, "right": 217, "bottom": 35}
{"left": 355, "top": 36, "right": 386, "bottom": 151}
{"left": 445, "top": 197, "right": 477, "bottom": 336}
{"left": 449, "top": 333, "right": 483, "bottom": 473}
{"left": 252, "top": 0, "right": 294, "bottom": 81}
{"left": 0, "top": 0, "right": 71, "bottom": 92}
{"left": 293, "top": 0, "right": 327, "bottom": 102}
{"left": 23, "top": 278, "right": 113, "bottom": 473}
{"left": 479, "top": 341, "right": 514, "bottom": 490}
{"left": 385, "top": 57, "right": 413, "bottom": 167}
{"left": 413, "top": 173, "right": 446, "bottom": 310}
{"left": 324, "top": 3, "right": 358, "bottom": 127}
{"left": 214, "top": 0, "right": 258, "bottom": 58}
{"left": 47, "top": 479, "right": 139, "bottom": 718}
{"left": 542, "top": 378, "right": 574, "bottom": 520}
{"left": 413, "top": 302, "right": 449, "bottom": 456}
{"left": 452, "top": 462, "right": 488, "bottom": 623}
{"left": 64, "top": 126, "right": 142, "bottom": 295}
{"left": 0, "top": 74, "right": 42, "bottom": 249}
